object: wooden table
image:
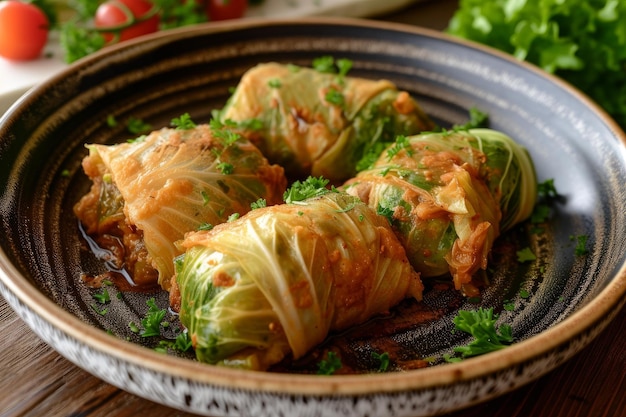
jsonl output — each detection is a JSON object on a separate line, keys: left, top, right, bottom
{"left": 2, "top": 1, "right": 625, "bottom": 416}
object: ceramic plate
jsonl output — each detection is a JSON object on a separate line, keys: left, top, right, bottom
{"left": 1, "top": 18, "right": 626, "bottom": 417}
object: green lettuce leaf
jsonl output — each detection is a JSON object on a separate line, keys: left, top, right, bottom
{"left": 447, "top": 0, "right": 626, "bottom": 129}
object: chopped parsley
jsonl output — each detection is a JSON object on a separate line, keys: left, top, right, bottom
{"left": 571, "top": 234, "right": 589, "bottom": 256}
{"left": 452, "top": 307, "right": 513, "bottom": 358}
{"left": 126, "top": 116, "right": 152, "bottom": 135}
{"left": 227, "top": 213, "right": 240, "bottom": 222}
{"left": 376, "top": 203, "right": 395, "bottom": 224}
{"left": 129, "top": 321, "right": 140, "bottom": 333}
{"left": 198, "top": 222, "right": 214, "bottom": 231}
{"left": 210, "top": 118, "right": 241, "bottom": 146}
{"left": 312, "top": 55, "right": 353, "bottom": 78}
{"left": 217, "top": 161, "right": 234, "bottom": 174}
{"left": 106, "top": 114, "right": 118, "bottom": 127}
{"left": 530, "top": 204, "right": 551, "bottom": 224}
{"left": 386, "top": 135, "right": 412, "bottom": 160}
{"left": 371, "top": 351, "right": 390, "bottom": 372}
{"left": 336, "top": 58, "right": 353, "bottom": 78}
{"left": 516, "top": 247, "right": 536, "bottom": 263}
{"left": 155, "top": 331, "right": 194, "bottom": 354}
{"left": 317, "top": 351, "right": 342, "bottom": 375}
{"left": 538, "top": 179, "right": 559, "bottom": 200}
{"left": 251, "top": 198, "right": 267, "bottom": 210}
{"left": 312, "top": 55, "right": 336, "bottom": 73}
{"left": 268, "top": 78, "right": 282, "bottom": 88}
{"left": 140, "top": 298, "right": 167, "bottom": 338}
{"left": 90, "top": 304, "right": 109, "bottom": 316}
{"left": 283, "top": 176, "right": 332, "bottom": 203}
{"left": 324, "top": 88, "right": 345, "bottom": 107}
{"left": 93, "top": 288, "right": 111, "bottom": 304}
{"left": 171, "top": 112, "right": 197, "bottom": 130}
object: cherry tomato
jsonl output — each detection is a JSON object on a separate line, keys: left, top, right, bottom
{"left": 94, "top": 0, "right": 160, "bottom": 43}
{"left": 206, "top": 0, "right": 247, "bottom": 21}
{"left": 0, "top": 0, "right": 49, "bottom": 61}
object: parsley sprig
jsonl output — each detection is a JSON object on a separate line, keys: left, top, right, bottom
{"left": 371, "top": 351, "right": 390, "bottom": 372}
{"left": 171, "top": 113, "right": 197, "bottom": 130}
{"left": 283, "top": 176, "right": 334, "bottom": 204}
{"left": 317, "top": 351, "right": 342, "bottom": 375}
{"left": 140, "top": 298, "right": 167, "bottom": 338}
{"left": 452, "top": 307, "right": 513, "bottom": 358}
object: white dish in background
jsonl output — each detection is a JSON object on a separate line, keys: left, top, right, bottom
{"left": 0, "top": 0, "right": 418, "bottom": 116}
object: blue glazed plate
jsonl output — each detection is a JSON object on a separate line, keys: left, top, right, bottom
{"left": 1, "top": 18, "right": 625, "bottom": 417}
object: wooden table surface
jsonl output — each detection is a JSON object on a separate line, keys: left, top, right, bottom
{"left": 1, "top": 1, "right": 625, "bottom": 416}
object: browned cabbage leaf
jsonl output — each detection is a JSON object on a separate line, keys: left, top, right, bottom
{"left": 219, "top": 62, "right": 434, "bottom": 182}
{"left": 74, "top": 124, "right": 287, "bottom": 289}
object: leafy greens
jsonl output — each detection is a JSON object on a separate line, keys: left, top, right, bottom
{"left": 447, "top": 0, "right": 626, "bottom": 130}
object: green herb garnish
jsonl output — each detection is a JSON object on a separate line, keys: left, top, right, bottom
{"left": 171, "top": 112, "right": 197, "bottom": 130}
{"left": 140, "top": 298, "right": 166, "bottom": 338}
{"left": 324, "top": 88, "right": 345, "bottom": 106}
{"left": 453, "top": 307, "right": 513, "bottom": 358}
{"left": 317, "top": 351, "right": 342, "bottom": 375}
{"left": 386, "top": 135, "right": 412, "bottom": 160}
{"left": 198, "top": 222, "right": 214, "bottom": 231}
{"left": 268, "top": 78, "right": 282, "bottom": 88}
{"left": 371, "top": 351, "right": 390, "bottom": 372}
{"left": 516, "top": 247, "right": 537, "bottom": 263}
{"left": 283, "top": 176, "right": 331, "bottom": 204}
{"left": 251, "top": 198, "right": 267, "bottom": 210}
{"left": 376, "top": 203, "right": 395, "bottom": 224}
{"left": 93, "top": 288, "right": 110, "bottom": 304}
{"left": 217, "top": 162, "right": 234, "bottom": 175}
{"left": 126, "top": 117, "right": 152, "bottom": 135}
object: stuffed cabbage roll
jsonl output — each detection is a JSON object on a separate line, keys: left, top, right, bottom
{"left": 343, "top": 128, "right": 537, "bottom": 295}
{"left": 74, "top": 123, "right": 287, "bottom": 289}
{"left": 171, "top": 181, "right": 423, "bottom": 370}
{"left": 218, "top": 61, "right": 434, "bottom": 182}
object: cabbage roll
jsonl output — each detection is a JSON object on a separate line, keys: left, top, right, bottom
{"left": 172, "top": 183, "right": 423, "bottom": 370}
{"left": 218, "top": 62, "right": 434, "bottom": 182}
{"left": 343, "top": 128, "right": 537, "bottom": 295}
{"left": 74, "top": 123, "right": 287, "bottom": 289}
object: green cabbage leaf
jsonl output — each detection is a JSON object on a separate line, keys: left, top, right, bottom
{"left": 218, "top": 62, "right": 434, "bottom": 183}
{"left": 343, "top": 129, "right": 537, "bottom": 294}
{"left": 174, "top": 190, "right": 422, "bottom": 370}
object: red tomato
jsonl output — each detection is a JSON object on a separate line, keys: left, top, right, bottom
{"left": 206, "top": 0, "right": 247, "bottom": 21}
{"left": 0, "top": 0, "right": 49, "bottom": 61}
{"left": 95, "top": 0, "right": 160, "bottom": 43}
